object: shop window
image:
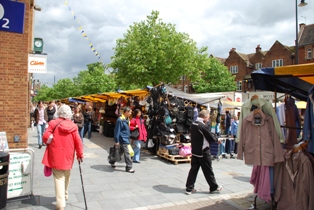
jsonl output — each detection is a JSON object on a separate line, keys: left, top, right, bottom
{"left": 307, "top": 48, "right": 312, "bottom": 59}
{"left": 272, "top": 59, "right": 283, "bottom": 67}
{"left": 236, "top": 81, "right": 242, "bottom": 91}
{"left": 255, "top": 63, "right": 262, "bottom": 70}
{"left": 230, "top": 66, "right": 238, "bottom": 74}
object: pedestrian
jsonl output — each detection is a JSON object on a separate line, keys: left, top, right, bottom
{"left": 73, "top": 106, "right": 84, "bottom": 141}
{"left": 130, "top": 109, "right": 147, "bottom": 163}
{"left": 111, "top": 107, "right": 135, "bottom": 173}
{"left": 42, "top": 105, "right": 84, "bottom": 210}
{"left": 225, "top": 111, "right": 231, "bottom": 136}
{"left": 230, "top": 115, "right": 239, "bottom": 154}
{"left": 33, "top": 101, "right": 48, "bottom": 149}
{"left": 46, "top": 101, "right": 56, "bottom": 123}
{"left": 185, "top": 109, "right": 223, "bottom": 195}
{"left": 83, "top": 106, "right": 93, "bottom": 139}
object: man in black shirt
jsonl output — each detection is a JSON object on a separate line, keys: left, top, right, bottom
{"left": 185, "top": 109, "right": 223, "bottom": 194}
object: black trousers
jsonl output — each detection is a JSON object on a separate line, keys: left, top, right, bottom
{"left": 186, "top": 150, "right": 218, "bottom": 192}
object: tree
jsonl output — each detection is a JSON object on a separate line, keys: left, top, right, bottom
{"left": 109, "top": 10, "right": 208, "bottom": 88}
{"left": 74, "top": 62, "right": 117, "bottom": 94}
{"left": 34, "top": 62, "right": 118, "bottom": 101}
{"left": 192, "top": 57, "right": 237, "bottom": 93}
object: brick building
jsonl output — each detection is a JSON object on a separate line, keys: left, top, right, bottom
{"left": 0, "top": 0, "right": 34, "bottom": 148}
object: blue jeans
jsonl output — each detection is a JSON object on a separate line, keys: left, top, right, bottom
{"left": 37, "top": 123, "right": 46, "bottom": 146}
{"left": 219, "top": 139, "right": 226, "bottom": 155}
{"left": 83, "top": 121, "right": 91, "bottom": 139}
{"left": 78, "top": 127, "right": 84, "bottom": 142}
{"left": 215, "top": 123, "right": 220, "bottom": 135}
{"left": 132, "top": 140, "right": 142, "bottom": 162}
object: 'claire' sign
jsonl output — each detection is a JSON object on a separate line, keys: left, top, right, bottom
{"left": 0, "top": 0, "right": 25, "bottom": 34}
{"left": 28, "top": 54, "right": 47, "bottom": 74}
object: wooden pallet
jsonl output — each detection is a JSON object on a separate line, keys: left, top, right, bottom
{"left": 157, "top": 151, "right": 191, "bottom": 165}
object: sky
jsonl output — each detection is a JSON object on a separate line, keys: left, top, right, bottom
{"left": 33, "top": 0, "right": 314, "bottom": 86}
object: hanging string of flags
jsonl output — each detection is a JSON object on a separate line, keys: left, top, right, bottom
{"left": 63, "top": 0, "right": 109, "bottom": 72}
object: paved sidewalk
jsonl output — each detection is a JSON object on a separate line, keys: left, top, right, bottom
{"left": 5, "top": 129, "right": 272, "bottom": 210}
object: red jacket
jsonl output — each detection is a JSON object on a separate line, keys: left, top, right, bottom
{"left": 130, "top": 117, "right": 147, "bottom": 142}
{"left": 42, "top": 118, "right": 83, "bottom": 170}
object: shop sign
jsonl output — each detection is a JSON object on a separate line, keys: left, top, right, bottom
{"left": 0, "top": 1, "right": 25, "bottom": 34}
{"left": 28, "top": 54, "right": 47, "bottom": 73}
{"left": 7, "top": 151, "right": 32, "bottom": 199}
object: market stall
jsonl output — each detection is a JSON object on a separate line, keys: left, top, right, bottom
{"left": 239, "top": 63, "right": 314, "bottom": 209}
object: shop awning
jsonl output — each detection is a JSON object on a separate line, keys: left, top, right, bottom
{"left": 251, "top": 63, "right": 314, "bottom": 101}
{"left": 118, "top": 89, "right": 149, "bottom": 97}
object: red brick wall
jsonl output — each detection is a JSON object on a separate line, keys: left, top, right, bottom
{"left": 0, "top": 0, "right": 33, "bottom": 148}
{"left": 299, "top": 45, "right": 314, "bottom": 63}
{"left": 263, "top": 41, "right": 294, "bottom": 67}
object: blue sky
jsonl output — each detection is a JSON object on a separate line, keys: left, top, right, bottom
{"left": 33, "top": 0, "right": 314, "bottom": 85}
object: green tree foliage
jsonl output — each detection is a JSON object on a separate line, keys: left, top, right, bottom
{"left": 34, "top": 62, "right": 117, "bottom": 102}
{"left": 192, "top": 57, "right": 237, "bottom": 93}
{"left": 109, "top": 10, "right": 208, "bottom": 88}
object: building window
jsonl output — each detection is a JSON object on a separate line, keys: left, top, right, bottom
{"left": 236, "top": 81, "right": 242, "bottom": 91}
{"left": 255, "top": 63, "right": 262, "bottom": 69}
{"left": 307, "top": 48, "right": 312, "bottom": 59}
{"left": 230, "top": 66, "right": 238, "bottom": 74}
{"left": 272, "top": 59, "right": 283, "bottom": 67}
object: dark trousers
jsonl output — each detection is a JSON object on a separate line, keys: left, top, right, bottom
{"left": 110, "top": 144, "right": 133, "bottom": 170}
{"left": 186, "top": 150, "right": 218, "bottom": 192}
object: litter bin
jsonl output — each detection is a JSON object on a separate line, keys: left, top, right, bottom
{"left": 0, "top": 151, "right": 10, "bottom": 210}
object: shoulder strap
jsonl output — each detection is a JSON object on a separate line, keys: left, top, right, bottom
{"left": 52, "top": 119, "right": 65, "bottom": 133}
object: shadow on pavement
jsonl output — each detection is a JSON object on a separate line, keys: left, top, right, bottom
{"left": 152, "top": 184, "right": 184, "bottom": 194}
{"left": 6, "top": 195, "right": 55, "bottom": 210}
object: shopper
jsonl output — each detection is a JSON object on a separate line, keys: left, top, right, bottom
{"left": 111, "top": 107, "right": 135, "bottom": 173}
{"left": 42, "top": 105, "right": 83, "bottom": 210}
{"left": 225, "top": 111, "right": 231, "bottom": 136}
{"left": 230, "top": 115, "right": 239, "bottom": 154}
{"left": 83, "top": 106, "right": 93, "bottom": 139}
{"left": 73, "top": 106, "right": 84, "bottom": 141}
{"left": 185, "top": 109, "right": 223, "bottom": 194}
{"left": 130, "top": 109, "right": 147, "bottom": 163}
{"left": 33, "top": 101, "right": 48, "bottom": 149}
{"left": 46, "top": 101, "right": 56, "bottom": 123}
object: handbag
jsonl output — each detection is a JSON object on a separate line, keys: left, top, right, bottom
{"left": 179, "top": 146, "right": 192, "bottom": 156}
{"left": 130, "top": 128, "right": 139, "bottom": 140}
{"left": 108, "top": 145, "right": 122, "bottom": 163}
{"left": 44, "top": 165, "right": 52, "bottom": 177}
{"left": 127, "top": 144, "right": 134, "bottom": 157}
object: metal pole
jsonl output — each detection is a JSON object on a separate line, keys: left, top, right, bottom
{"left": 295, "top": 0, "right": 299, "bottom": 64}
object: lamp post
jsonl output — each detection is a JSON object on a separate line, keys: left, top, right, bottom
{"left": 295, "top": 0, "right": 308, "bottom": 64}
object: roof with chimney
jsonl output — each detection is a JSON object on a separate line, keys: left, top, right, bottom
{"left": 299, "top": 23, "right": 314, "bottom": 46}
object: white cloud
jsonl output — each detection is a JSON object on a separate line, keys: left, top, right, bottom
{"left": 33, "top": 0, "right": 314, "bottom": 85}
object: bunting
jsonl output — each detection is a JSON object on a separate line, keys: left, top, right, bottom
{"left": 63, "top": 0, "right": 109, "bottom": 71}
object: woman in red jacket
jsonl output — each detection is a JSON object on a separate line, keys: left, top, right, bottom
{"left": 130, "top": 109, "right": 147, "bottom": 163}
{"left": 42, "top": 105, "right": 84, "bottom": 210}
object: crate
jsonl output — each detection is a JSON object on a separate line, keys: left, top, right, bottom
{"left": 157, "top": 151, "right": 191, "bottom": 165}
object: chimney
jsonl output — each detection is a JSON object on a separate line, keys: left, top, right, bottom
{"left": 256, "top": 45, "right": 261, "bottom": 53}
{"left": 229, "top": 48, "right": 236, "bottom": 53}
{"left": 299, "top": 23, "right": 306, "bottom": 31}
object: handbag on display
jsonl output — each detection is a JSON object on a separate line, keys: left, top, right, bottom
{"left": 179, "top": 146, "right": 192, "bottom": 156}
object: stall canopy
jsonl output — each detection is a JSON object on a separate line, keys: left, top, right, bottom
{"left": 251, "top": 63, "right": 314, "bottom": 101}
{"left": 164, "top": 85, "right": 225, "bottom": 105}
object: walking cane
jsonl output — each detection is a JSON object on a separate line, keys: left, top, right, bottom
{"left": 78, "top": 160, "right": 88, "bottom": 210}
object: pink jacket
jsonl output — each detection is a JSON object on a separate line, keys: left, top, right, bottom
{"left": 42, "top": 118, "right": 83, "bottom": 170}
{"left": 130, "top": 117, "right": 147, "bottom": 142}
{"left": 237, "top": 110, "right": 284, "bottom": 166}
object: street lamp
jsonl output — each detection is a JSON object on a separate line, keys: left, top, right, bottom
{"left": 295, "top": 0, "right": 308, "bottom": 64}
